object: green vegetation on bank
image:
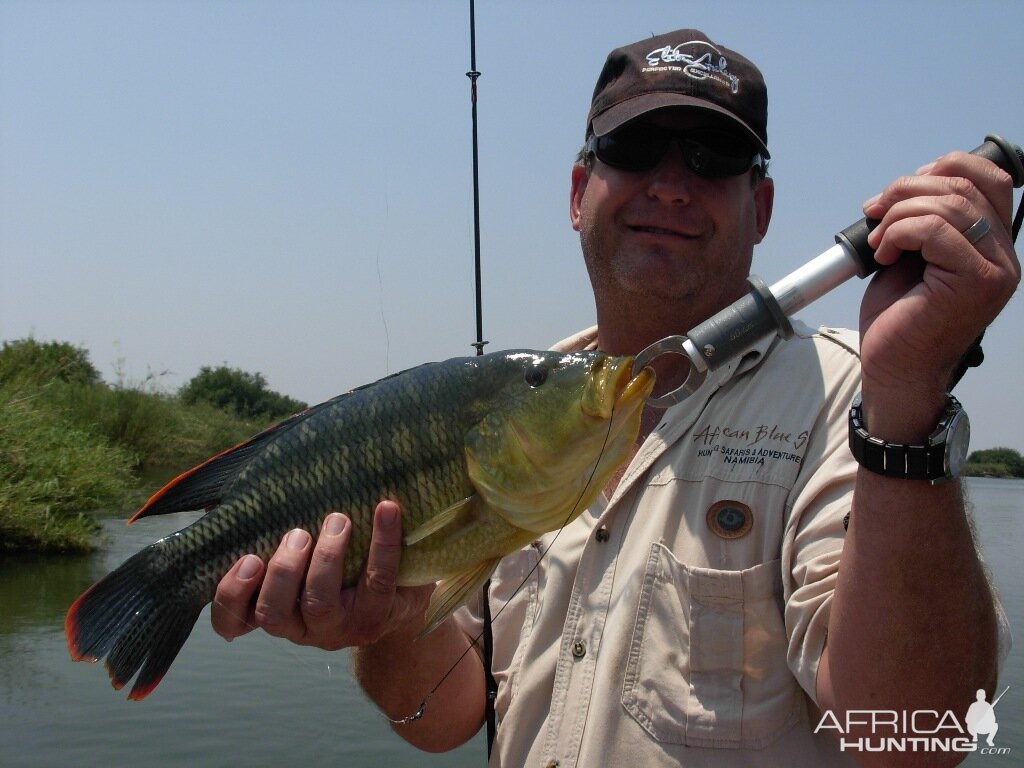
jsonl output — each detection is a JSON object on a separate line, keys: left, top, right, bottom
{"left": 0, "top": 339, "right": 306, "bottom": 553}
{"left": 180, "top": 365, "right": 306, "bottom": 420}
{"left": 964, "top": 447, "right": 1024, "bottom": 479}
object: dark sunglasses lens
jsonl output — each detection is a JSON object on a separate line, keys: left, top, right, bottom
{"left": 593, "top": 126, "right": 758, "bottom": 177}
{"left": 593, "top": 127, "right": 668, "bottom": 171}
{"left": 681, "top": 130, "right": 757, "bottom": 177}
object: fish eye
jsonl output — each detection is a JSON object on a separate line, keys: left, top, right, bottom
{"left": 525, "top": 364, "right": 549, "bottom": 388}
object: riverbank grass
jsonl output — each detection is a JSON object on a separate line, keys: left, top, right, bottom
{"left": 0, "top": 340, "right": 285, "bottom": 553}
{"left": 0, "top": 380, "right": 134, "bottom": 551}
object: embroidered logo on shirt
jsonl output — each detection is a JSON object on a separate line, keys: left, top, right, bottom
{"left": 692, "top": 422, "right": 808, "bottom": 468}
{"left": 706, "top": 500, "right": 753, "bottom": 539}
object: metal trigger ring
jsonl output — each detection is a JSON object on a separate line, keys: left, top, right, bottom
{"left": 632, "top": 335, "right": 707, "bottom": 408}
{"left": 632, "top": 335, "right": 690, "bottom": 374}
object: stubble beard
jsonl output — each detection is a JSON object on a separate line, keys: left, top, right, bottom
{"left": 581, "top": 232, "right": 755, "bottom": 343}
{"left": 581, "top": 225, "right": 707, "bottom": 311}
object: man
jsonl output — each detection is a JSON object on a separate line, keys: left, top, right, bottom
{"left": 211, "top": 29, "right": 1014, "bottom": 767}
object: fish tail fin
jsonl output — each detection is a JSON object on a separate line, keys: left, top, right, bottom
{"left": 65, "top": 544, "right": 205, "bottom": 700}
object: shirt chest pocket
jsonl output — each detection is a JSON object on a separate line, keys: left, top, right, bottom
{"left": 621, "top": 542, "right": 803, "bottom": 749}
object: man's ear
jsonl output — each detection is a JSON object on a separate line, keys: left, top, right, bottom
{"left": 570, "top": 163, "right": 590, "bottom": 232}
{"left": 753, "top": 175, "right": 774, "bottom": 244}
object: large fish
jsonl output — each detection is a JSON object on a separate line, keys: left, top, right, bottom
{"left": 66, "top": 349, "right": 654, "bottom": 699}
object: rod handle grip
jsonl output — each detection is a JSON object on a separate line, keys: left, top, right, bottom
{"left": 835, "top": 134, "right": 1024, "bottom": 278}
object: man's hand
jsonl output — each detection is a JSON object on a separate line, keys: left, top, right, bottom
{"left": 859, "top": 151, "right": 1019, "bottom": 408}
{"left": 211, "top": 500, "right": 434, "bottom": 650}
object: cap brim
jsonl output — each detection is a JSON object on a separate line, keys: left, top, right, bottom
{"left": 591, "top": 93, "right": 769, "bottom": 157}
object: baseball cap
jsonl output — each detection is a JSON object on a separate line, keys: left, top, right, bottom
{"left": 586, "top": 29, "right": 769, "bottom": 157}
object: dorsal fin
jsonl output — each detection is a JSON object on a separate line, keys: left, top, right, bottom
{"left": 129, "top": 421, "right": 284, "bottom": 522}
{"left": 130, "top": 361, "right": 442, "bottom": 523}
{"left": 129, "top": 432, "right": 267, "bottom": 522}
{"left": 129, "top": 392, "right": 348, "bottom": 523}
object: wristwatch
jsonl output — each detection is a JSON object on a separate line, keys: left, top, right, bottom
{"left": 848, "top": 393, "right": 970, "bottom": 484}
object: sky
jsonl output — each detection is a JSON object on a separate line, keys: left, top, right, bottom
{"left": 2, "top": 0, "right": 1022, "bottom": 451}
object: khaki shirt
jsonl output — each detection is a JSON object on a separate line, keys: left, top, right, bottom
{"left": 458, "top": 322, "right": 864, "bottom": 767}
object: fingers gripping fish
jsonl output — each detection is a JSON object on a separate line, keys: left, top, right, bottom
{"left": 65, "top": 350, "right": 655, "bottom": 699}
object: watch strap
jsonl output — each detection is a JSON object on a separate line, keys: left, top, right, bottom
{"left": 848, "top": 393, "right": 962, "bottom": 482}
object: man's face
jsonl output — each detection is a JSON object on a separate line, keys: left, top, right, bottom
{"left": 570, "top": 110, "right": 773, "bottom": 319}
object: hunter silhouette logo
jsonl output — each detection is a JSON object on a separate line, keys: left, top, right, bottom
{"left": 965, "top": 686, "right": 1007, "bottom": 749}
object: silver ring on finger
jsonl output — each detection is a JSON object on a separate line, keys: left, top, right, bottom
{"left": 961, "top": 216, "right": 991, "bottom": 245}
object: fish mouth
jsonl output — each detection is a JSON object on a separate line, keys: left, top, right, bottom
{"left": 620, "top": 358, "right": 656, "bottom": 404}
{"left": 584, "top": 354, "right": 655, "bottom": 420}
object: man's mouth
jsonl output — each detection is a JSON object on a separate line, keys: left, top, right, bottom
{"left": 630, "top": 225, "right": 696, "bottom": 238}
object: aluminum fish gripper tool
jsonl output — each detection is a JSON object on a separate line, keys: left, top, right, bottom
{"left": 634, "top": 134, "right": 1024, "bottom": 409}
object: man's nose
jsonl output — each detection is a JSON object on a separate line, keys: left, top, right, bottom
{"left": 646, "top": 141, "right": 696, "bottom": 205}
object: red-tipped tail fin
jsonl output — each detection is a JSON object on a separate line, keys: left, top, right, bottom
{"left": 65, "top": 544, "right": 204, "bottom": 699}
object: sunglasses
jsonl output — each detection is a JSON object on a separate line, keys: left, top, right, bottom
{"left": 588, "top": 124, "right": 764, "bottom": 178}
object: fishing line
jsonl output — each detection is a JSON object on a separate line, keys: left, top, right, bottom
{"left": 375, "top": 192, "right": 391, "bottom": 375}
{"left": 387, "top": 382, "right": 624, "bottom": 726}
{"left": 210, "top": 590, "right": 343, "bottom": 682}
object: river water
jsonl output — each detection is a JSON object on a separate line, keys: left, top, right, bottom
{"left": 1, "top": 477, "right": 1019, "bottom": 766}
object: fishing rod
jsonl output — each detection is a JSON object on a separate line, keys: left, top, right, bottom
{"left": 464, "top": 1, "right": 499, "bottom": 758}
{"left": 634, "top": 134, "right": 1024, "bottom": 406}
{"left": 467, "top": 0, "right": 487, "bottom": 357}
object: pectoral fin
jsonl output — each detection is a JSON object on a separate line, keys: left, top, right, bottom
{"left": 403, "top": 495, "right": 481, "bottom": 546}
{"left": 418, "top": 557, "right": 501, "bottom": 638}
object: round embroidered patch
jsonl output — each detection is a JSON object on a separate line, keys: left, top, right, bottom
{"left": 706, "top": 500, "right": 753, "bottom": 539}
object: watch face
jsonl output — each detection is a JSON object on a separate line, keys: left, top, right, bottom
{"left": 945, "top": 410, "right": 971, "bottom": 478}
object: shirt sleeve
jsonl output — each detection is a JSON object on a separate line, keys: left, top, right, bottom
{"left": 779, "top": 331, "right": 861, "bottom": 702}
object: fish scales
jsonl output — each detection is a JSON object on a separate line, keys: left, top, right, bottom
{"left": 175, "top": 360, "right": 479, "bottom": 587}
{"left": 65, "top": 349, "right": 654, "bottom": 699}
